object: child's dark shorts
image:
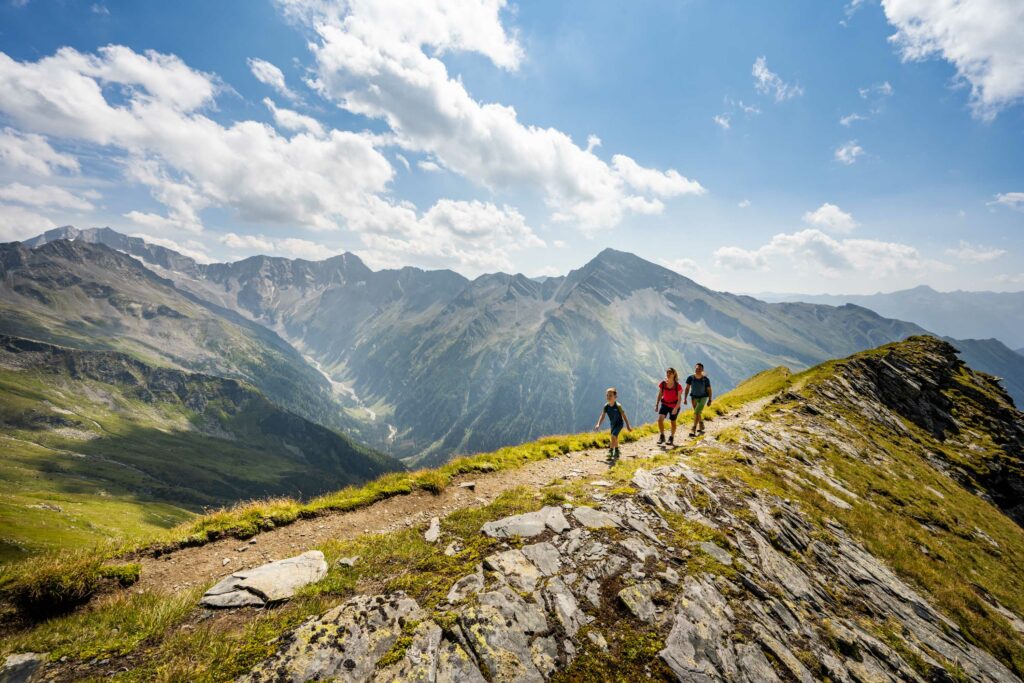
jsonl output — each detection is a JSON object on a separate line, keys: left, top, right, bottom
{"left": 658, "top": 402, "right": 680, "bottom": 420}
{"left": 610, "top": 421, "right": 624, "bottom": 437}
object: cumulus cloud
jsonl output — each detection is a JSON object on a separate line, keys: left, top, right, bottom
{"left": 752, "top": 56, "right": 804, "bottom": 102}
{"left": 220, "top": 232, "right": 335, "bottom": 261}
{"left": 0, "top": 203, "right": 56, "bottom": 242}
{"left": 712, "top": 114, "right": 730, "bottom": 130}
{"left": 835, "top": 140, "right": 865, "bottom": 164}
{"left": 738, "top": 199, "right": 751, "bottom": 208}
{"left": 803, "top": 202, "right": 857, "bottom": 233}
{"left": 131, "top": 233, "right": 212, "bottom": 263}
{"left": 945, "top": 240, "right": 1006, "bottom": 262}
{"left": 0, "top": 127, "right": 79, "bottom": 175}
{"left": 287, "top": 0, "right": 703, "bottom": 231}
{"left": 881, "top": 0, "right": 1024, "bottom": 119}
{"left": 0, "top": 182, "right": 96, "bottom": 211}
{"left": 263, "top": 98, "right": 324, "bottom": 136}
{"left": 247, "top": 57, "right": 300, "bottom": 102}
{"left": 714, "top": 228, "right": 938, "bottom": 278}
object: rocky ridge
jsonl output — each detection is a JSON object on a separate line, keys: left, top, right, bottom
{"left": 239, "top": 338, "right": 1024, "bottom": 682}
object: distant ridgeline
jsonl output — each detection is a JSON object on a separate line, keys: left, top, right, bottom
{"left": 8, "top": 227, "right": 1024, "bottom": 468}
{"left": 0, "top": 334, "right": 400, "bottom": 559}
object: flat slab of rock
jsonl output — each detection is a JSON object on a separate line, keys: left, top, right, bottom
{"left": 242, "top": 592, "right": 424, "bottom": 682}
{"left": 425, "top": 517, "right": 441, "bottom": 543}
{"left": 699, "top": 541, "right": 733, "bottom": 566}
{"left": 481, "top": 506, "right": 569, "bottom": 538}
{"left": 1, "top": 653, "right": 46, "bottom": 683}
{"left": 618, "top": 579, "right": 661, "bottom": 623}
{"left": 485, "top": 548, "right": 542, "bottom": 592}
{"left": 200, "top": 550, "right": 327, "bottom": 608}
{"left": 522, "top": 542, "right": 563, "bottom": 576}
{"left": 572, "top": 506, "right": 621, "bottom": 529}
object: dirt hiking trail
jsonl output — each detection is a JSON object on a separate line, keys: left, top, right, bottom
{"left": 135, "top": 396, "right": 775, "bottom": 595}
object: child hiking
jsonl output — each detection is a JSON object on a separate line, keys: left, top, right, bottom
{"left": 595, "top": 387, "right": 632, "bottom": 465}
{"left": 684, "top": 362, "right": 713, "bottom": 437}
{"left": 655, "top": 367, "right": 683, "bottom": 446}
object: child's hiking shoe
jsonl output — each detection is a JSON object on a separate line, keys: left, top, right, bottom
{"left": 689, "top": 430, "right": 697, "bottom": 437}
{"left": 657, "top": 433, "right": 665, "bottom": 444}
{"left": 698, "top": 426, "right": 706, "bottom": 434}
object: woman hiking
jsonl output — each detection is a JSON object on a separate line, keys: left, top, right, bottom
{"left": 655, "top": 367, "right": 683, "bottom": 446}
{"left": 684, "top": 362, "right": 713, "bottom": 437}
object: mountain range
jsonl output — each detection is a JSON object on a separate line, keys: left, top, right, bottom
{"left": 12, "top": 226, "right": 1024, "bottom": 468}
{"left": 760, "top": 285, "right": 1024, "bottom": 350}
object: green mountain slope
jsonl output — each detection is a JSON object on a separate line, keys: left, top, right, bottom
{"left": 0, "top": 239, "right": 353, "bottom": 435}
{"left": 0, "top": 335, "right": 401, "bottom": 561}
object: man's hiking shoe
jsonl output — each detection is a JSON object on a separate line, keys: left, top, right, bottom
{"left": 657, "top": 434, "right": 665, "bottom": 444}
{"left": 698, "top": 426, "right": 706, "bottom": 434}
{"left": 667, "top": 435, "right": 674, "bottom": 446}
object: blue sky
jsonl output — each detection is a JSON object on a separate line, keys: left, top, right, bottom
{"left": 0, "top": 0, "right": 1021, "bottom": 293}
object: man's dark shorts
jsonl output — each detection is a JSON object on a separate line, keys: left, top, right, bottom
{"left": 610, "top": 421, "right": 624, "bottom": 437}
{"left": 658, "top": 402, "right": 679, "bottom": 421}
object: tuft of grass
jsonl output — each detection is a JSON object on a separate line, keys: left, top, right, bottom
{"left": 1, "top": 548, "right": 107, "bottom": 617}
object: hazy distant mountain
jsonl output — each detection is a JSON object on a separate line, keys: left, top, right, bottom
{"left": 760, "top": 286, "right": 1024, "bottom": 349}
{"left": 0, "top": 335, "right": 400, "bottom": 558}
{"left": 22, "top": 228, "right": 1022, "bottom": 465}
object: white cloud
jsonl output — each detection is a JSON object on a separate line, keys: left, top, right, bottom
{"left": 289, "top": 0, "right": 704, "bottom": 231}
{"left": 738, "top": 199, "right": 751, "bottom": 208}
{"left": 994, "top": 273, "right": 1024, "bottom": 286}
{"left": 992, "top": 192, "right": 1024, "bottom": 210}
{"left": 659, "top": 256, "right": 699, "bottom": 273}
{"left": 91, "top": 3, "right": 109, "bottom": 15}
{"left": 418, "top": 159, "right": 443, "bottom": 173}
{"left": 0, "top": 203, "right": 56, "bottom": 242}
{"left": 839, "top": 113, "right": 867, "bottom": 126}
{"left": 130, "top": 232, "right": 212, "bottom": 263}
{"left": 859, "top": 81, "right": 894, "bottom": 99}
{"left": 0, "top": 127, "right": 79, "bottom": 176}
{"left": 714, "top": 228, "right": 940, "bottom": 278}
{"left": 247, "top": 57, "right": 299, "bottom": 102}
{"left": 752, "top": 56, "right": 804, "bottom": 102}
{"left": 220, "top": 231, "right": 335, "bottom": 261}
{"left": 803, "top": 202, "right": 858, "bottom": 233}
{"left": 552, "top": 239, "right": 566, "bottom": 248}
{"left": 263, "top": 98, "right": 324, "bottom": 137}
{"left": 881, "top": 0, "right": 1024, "bottom": 119}
{"left": 0, "top": 182, "right": 95, "bottom": 211}
{"left": 835, "top": 140, "right": 865, "bottom": 165}
{"left": 945, "top": 240, "right": 1006, "bottom": 262}
{"left": 712, "top": 114, "right": 730, "bottom": 130}
{"left": 394, "top": 153, "right": 410, "bottom": 171}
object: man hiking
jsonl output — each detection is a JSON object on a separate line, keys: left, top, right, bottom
{"left": 655, "top": 367, "right": 683, "bottom": 446}
{"left": 684, "top": 362, "right": 712, "bottom": 437}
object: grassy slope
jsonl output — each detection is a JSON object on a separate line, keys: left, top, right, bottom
{"left": 4, "top": 341, "right": 1023, "bottom": 680}
{"left": 0, "top": 341, "right": 400, "bottom": 561}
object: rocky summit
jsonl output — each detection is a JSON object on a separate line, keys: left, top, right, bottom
{"left": 231, "top": 336, "right": 1024, "bottom": 682}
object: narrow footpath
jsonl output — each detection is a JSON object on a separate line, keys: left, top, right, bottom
{"left": 135, "top": 396, "right": 775, "bottom": 596}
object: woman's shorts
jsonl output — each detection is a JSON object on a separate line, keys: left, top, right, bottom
{"left": 658, "top": 402, "right": 679, "bottom": 420}
{"left": 610, "top": 421, "right": 624, "bottom": 437}
{"left": 692, "top": 397, "right": 708, "bottom": 415}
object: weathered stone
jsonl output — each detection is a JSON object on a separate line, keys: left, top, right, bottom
{"left": 447, "top": 564, "right": 485, "bottom": 603}
{"left": 477, "top": 586, "right": 548, "bottom": 634}
{"left": 481, "top": 506, "right": 570, "bottom": 538}
{"left": 459, "top": 604, "right": 544, "bottom": 683}
{"left": 544, "top": 577, "right": 591, "bottom": 637}
{"left": 587, "top": 631, "right": 608, "bottom": 651}
{"left": 618, "top": 579, "right": 661, "bottom": 623}
{"left": 619, "top": 537, "right": 659, "bottom": 562}
{"left": 531, "top": 636, "right": 559, "bottom": 677}
{"left": 241, "top": 592, "right": 424, "bottom": 682}
{"left": 658, "top": 566, "right": 681, "bottom": 586}
{"left": 337, "top": 556, "right": 359, "bottom": 567}
{"left": 660, "top": 575, "right": 738, "bottom": 681}
{"left": 698, "top": 541, "right": 733, "bottom": 566}
{"left": 572, "top": 506, "right": 621, "bottom": 529}
{"left": 625, "top": 515, "right": 662, "bottom": 544}
{"left": 484, "top": 548, "right": 542, "bottom": 592}
{"left": 424, "top": 517, "right": 441, "bottom": 543}
{"left": 436, "top": 639, "right": 487, "bottom": 683}
{"left": 522, "top": 542, "right": 562, "bottom": 576}
{"left": 371, "top": 621, "right": 442, "bottom": 683}
{"left": 0, "top": 653, "right": 46, "bottom": 683}
{"left": 201, "top": 550, "right": 328, "bottom": 608}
